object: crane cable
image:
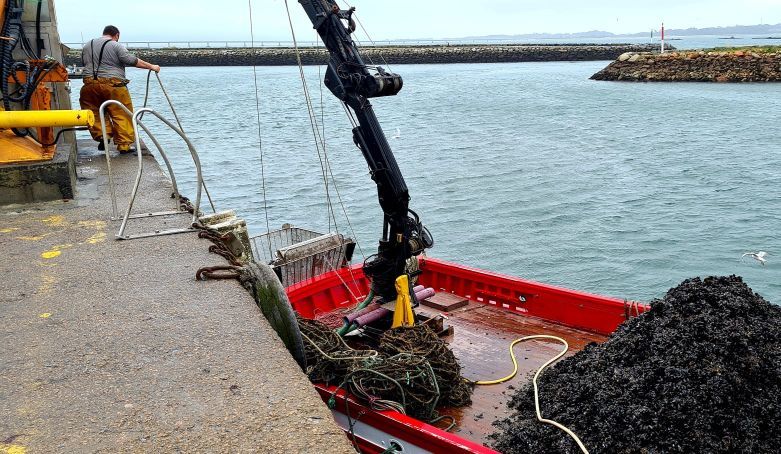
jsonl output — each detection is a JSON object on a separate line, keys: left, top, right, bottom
{"left": 315, "top": 32, "right": 331, "bottom": 233}
{"left": 283, "top": 0, "right": 367, "bottom": 256}
{"left": 283, "top": 0, "right": 340, "bottom": 234}
{"left": 247, "top": 0, "right": 274, "bottom": 257}
{"left": 313, "top": 32, "right": 367, "bottom": 262}
{"left": 473, "top": 335, "right": 590, "bottom": 454}
{"left": 252, "top": 0, "right": 358, "bottom": 289}
{"left": 283, "top": 0, "right": 365, "bottom": 293}
{"left": 336, "top": 0, "right": 392, "bottom": 72}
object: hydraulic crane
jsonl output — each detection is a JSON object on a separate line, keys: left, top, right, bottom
{"left": 297, "top": 0, "right": 433, "bottom": 302}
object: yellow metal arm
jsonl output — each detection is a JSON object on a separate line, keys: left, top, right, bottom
{"left": 0, "top": 110, "right": 95, "bottom": 129}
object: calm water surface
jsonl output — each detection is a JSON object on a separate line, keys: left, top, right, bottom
{"left": 70, "top": 62, "right": 780, "bottom": 303}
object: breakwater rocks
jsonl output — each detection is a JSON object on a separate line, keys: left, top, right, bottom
{"left": 64, "top": 44, "right": 662, "bottom": 67}
{"left": 591, "top": 49, "right": 781, "bottom": 82}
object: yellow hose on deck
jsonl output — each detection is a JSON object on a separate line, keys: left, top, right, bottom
{"left": 473, "top": 335, "right": 590, "bottom": 454}
{"left": 474, "top": 335, "right": 568, "bottom": 385}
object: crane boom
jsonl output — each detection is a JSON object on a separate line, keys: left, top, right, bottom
{"left": 297, "top": 0, "right": 432, "bottom": 300}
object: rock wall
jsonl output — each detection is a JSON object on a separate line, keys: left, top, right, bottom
{"left": 591, "top": 50, "right": 781, "bottom": 82}
{"left": 65, "top": 44, "right": 662, "bottom": 67}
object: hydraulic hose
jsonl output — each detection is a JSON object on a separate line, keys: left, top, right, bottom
{"left": 1, "top": 0, "right": 17, "bottom": 112}
{"left": 473, "top": 335, "right": 590, "bottom": 454}
{"left": 336, "top": 290, "right": 375, "bottom": 336}
{"left": 35, "top": 126, "right": 88, "bottom": 147}
{"left": 35, "top": 0, "right": 42, "bottom": 58}
{"left": 1, "top": 0, "right": 31, "bottom": 137}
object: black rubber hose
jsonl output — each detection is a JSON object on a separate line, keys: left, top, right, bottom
{"left": 18, "top": 23, "right": 36, "bottom": 60}
{"left": 0, "top": 0, "right": 8, "bottom": 45}
{"left": 30, "top": 127, "right": 88, "bottom": 147}
{"left": 8, "top": 61, "right": 30, "bottom": 102}
{"left": 35, "top": 0, "right": 43, "bottom": 58}
{"left": 1, "top": 0, "right": 13, "bottom": 111}
{"left": 1, "top": 1, "right": 20, "bottom": 108}
{"left": 1, "top": 1, "right": 29, "bottom": 136}
{"left": 15, "top": 0, "right": 34, "bottom": 60}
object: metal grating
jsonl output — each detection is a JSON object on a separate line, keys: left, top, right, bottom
{"left": 250, "top": 225, "right": 355, "bottom": 287}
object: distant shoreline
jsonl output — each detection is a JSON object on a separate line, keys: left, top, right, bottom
{"left": 64, "top": 44, "right": 664, "bottom": 67}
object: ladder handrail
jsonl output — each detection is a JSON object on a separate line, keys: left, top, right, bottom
{"left": 98, "top": 100, "right": 207, "bottom": 240}
{"left": 115, "top": 107, "right": 204, "bottom": 239}
{"left": 98, "top": 100, "right": 182, "bottom": 220}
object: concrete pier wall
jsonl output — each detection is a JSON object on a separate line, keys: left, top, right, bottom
{"left": 0, "top": 142, "right": 354, "bottom": 453}
{"left": 65, "top": 44, "right": 663, "bottom": 67}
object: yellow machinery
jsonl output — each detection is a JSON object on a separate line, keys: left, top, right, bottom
{"left": 0, "top": 108, "right": 93, "bottom": 163}
{"left": 0, "top": 109, "right": 93, "bottom": 128}
{"left": 0, "top": 1, "right": 87, "bottom": 165}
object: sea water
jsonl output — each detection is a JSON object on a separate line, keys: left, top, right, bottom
{"left": 69, "top": 61, "right": 780, "bottom": 303}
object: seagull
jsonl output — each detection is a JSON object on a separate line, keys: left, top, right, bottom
{"left": 392, "top": 127, "right": 401, "bottom": 139}
{"left": 741, "top": 251, "right": 769, "bottom": 266}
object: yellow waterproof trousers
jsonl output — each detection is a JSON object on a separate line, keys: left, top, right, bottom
{"left": 79, "top": 77, "right": 135, "bottom": 150}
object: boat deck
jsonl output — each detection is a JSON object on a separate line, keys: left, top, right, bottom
{"left": 417, "top": 302, "right": 606, "bottom": 445}
{"left": 289, "top": 258, "right": 622, "bottom": 451}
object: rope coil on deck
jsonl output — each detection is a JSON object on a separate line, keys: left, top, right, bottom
{"left": 298, "top": 318, "right": 472, "bottom": 424}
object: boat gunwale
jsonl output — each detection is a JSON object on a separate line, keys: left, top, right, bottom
{"left": 286, "top": 256, "right": 648, "bottom": 336}
{"left": 314, "top": 385, "right": 498, "bottom": 454}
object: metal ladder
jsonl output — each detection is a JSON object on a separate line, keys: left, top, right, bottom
{"left": 98, "top": 101, "right": 209, "bottom": 240}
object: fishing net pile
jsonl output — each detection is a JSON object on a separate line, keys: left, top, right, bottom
{"left": 313, "top": 306, "right": 355, "bottom": 330}
{"left": 297, "top": 317, "right": 472, "bottom": 420}
{"left": 380, "top": 326, "right": 473, "bottom": 408}
{"left": 491, "top": 275, "right": 781, "bottom": 454}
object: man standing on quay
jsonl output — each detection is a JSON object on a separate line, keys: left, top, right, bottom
{"left": 80, "top": 25, "right": 160, "bottom": 153}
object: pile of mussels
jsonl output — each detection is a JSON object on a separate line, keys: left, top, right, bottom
{"left": 491, "top": 275, "right": 781, "bottom": 454}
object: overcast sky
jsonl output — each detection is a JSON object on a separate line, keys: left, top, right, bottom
{"left": 54, "top": 0, "right": 781, "bottom": 44}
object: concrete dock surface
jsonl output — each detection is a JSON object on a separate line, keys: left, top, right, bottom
{"left": 0, "top": 142, "right": 353, "bottom": 453}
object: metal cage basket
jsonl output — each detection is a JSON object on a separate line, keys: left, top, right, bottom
{"left": 250, "top": 225, "right": 356, "bottom": 287}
